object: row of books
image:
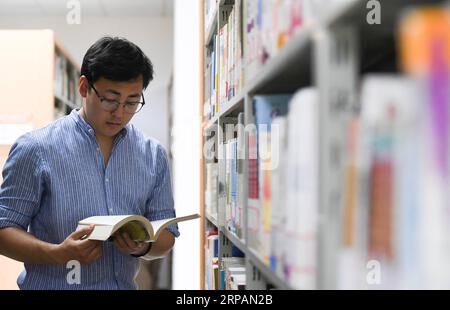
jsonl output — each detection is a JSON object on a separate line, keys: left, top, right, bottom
{"left": 204, "top": 228, "right": 247, "bottom": 290}
{"left": 218, "top": 0, "right": 244, "bottom": 113}
{"left": 337, "top": 6, "right": 450, "bottom": 289}
{"left": 244, "top": 0, "right": 302, "bottom": 83}
{"left": 222, "top": 257, "right": 246, "bottom": 290}
{"left": 243, "top": 6, "right": 450, "bottom": 289}
{"left": 204, "top": 38, "right": 216, "bottom": 119}
{"left": 204, "top": 3, "right": 450, "bottom": 289}
{"left": 245, "top": 76, "right": 448, "bottom": 289}
{"left": 204, "top": 0, "right": 348, "bottom": 120}
{"left": 204, "top": 0, "right": 244, "bottom": 120}
{"left": 244, "top": 0, "right": 351, "bottom": 83}
{"left": 204, "top": 91, "right": 319, "bottom": 289}
{"left": 204, "top": 230, "right": 219, "bottom": 290}
{"left": 246, "top": 91, "right": 318, "bottom": 290}
{"left": 223, "top": 113, "right": 245, "bottom": 238}
{"left": 54, "top": 52, "right": 81, "bottom": 109}
{"left": 339, "top": 70, "right": 450, "bottom": 289}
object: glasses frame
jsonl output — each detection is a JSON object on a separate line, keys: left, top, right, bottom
{"left": 87, "top": 80, "right": 146, "bottom": 114}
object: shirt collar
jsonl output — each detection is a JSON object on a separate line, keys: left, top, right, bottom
{"left": 70, "top": 109, "right": 128, "bottom": 139}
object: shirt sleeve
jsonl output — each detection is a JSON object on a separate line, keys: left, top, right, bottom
{"left": 0, "top": 134, "right": 46, "bottom": 230}
{"left": 145, "top": 143, "right": 180, "bottom": 238}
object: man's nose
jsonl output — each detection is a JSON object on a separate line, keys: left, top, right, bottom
{"left": 112, "top": 103, "right": 126, "bottom": 118}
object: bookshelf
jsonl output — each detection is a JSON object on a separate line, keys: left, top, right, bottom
{"left": 0, "top": 30, "right": 80, "bottom": 128}
{"left": 0, "top": 29, "right": 81, "bottom": 289}
{"left": 200, "top": 0, "right": 449, "bottom": 290}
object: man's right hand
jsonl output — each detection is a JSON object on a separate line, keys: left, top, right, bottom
{"left": 55, "top": 225, "right": 102, "bottom": 265}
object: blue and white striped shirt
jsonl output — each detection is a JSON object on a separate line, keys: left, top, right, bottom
{"left": 0, "top": 109, "right": 179, "bottom": 290}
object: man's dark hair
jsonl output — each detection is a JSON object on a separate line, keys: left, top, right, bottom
{"left": 81, "top": 36, "right": 154, "bottom": 89}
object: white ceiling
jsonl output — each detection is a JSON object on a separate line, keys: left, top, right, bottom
{"left": 0, "top": 0, "right": 174, "bottom": 17}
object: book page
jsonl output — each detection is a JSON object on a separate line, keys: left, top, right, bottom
{"left": 79, "top": 215, "right": 133, "bottom": 226}
{"left": 84, "top": 225, "right": 115, "bottom": 241}
{"left": 79, "top": 215, "right": 152, "bottom": 241}
{"left": 151, "top": 214, "right": 200, "bottom": 240}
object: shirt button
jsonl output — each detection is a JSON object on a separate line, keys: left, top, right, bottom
{"left": 88, "top": 129, "right": 94, "bottom": 134}
{"left": 105, "top": 178, "right": 109, "bottom": 182}
{"left": 115, "top": 272, "right": 119, "bottom": 277}
{"left": 97, "top": 147, "right": 100, "bottom": 151}
{"left": 109, "top": 208, "right": 113, "bottom": 213}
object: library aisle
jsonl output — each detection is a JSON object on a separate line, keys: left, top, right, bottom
{"left": 0, "top": 0, "right": 450, "bottom": 291}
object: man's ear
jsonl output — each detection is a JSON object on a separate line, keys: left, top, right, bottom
{"left": 79, "top": 75, "right": 89, "bottom": 98}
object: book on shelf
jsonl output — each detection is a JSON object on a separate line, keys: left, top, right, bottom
{"left": 244, "top": 90, "right": 319, "bottom": 290}
{"left": 284, "top": 88, "right": 319, "bottom": 290}
{"left": 269, "top": 116, "right": 287, "bottom": 276}
{"left": 205, "top": 162, "right": 219, "bottom": 220}
{"left": 54, "top": 51, "right": 80, "bottom": 111}
{"left": 249, "top": 94, "right": 291, "bottom": 266}
{"left": 204, "top": 229, "right": 219, "bottom": 290}
{"left": 220, "top": 256, "right": 245, "bottom": 290}
{"left": 349, "top": 74, "right": 423, "bottom": 289}
{"left": 225, "top": 138, "right": 238, "bottom": 235}
{"left": 204, "top": 0, "right": 244, "bottom": 121}
{"left": 236, "top": 112, "right": 245, "bottom": 239}
{"left": 218, "top": 117, "right": 238, "bottom": 227}
{"left": 221, "top": 113, "right": 245, "bottom": 239}
{"left": 77, "top": 213, "right": 200, "bottom": 242}
{"left": 244, "top": 0, "right": 304, "bottom": 84}
{"left": 204, "top": 48, "right": 213, "bottom": 119}
{"left": 226, "top": 267, "right": 246, "bottom": 290}
{"left": 218, "top": 1, "right": 244, "bottom": 111}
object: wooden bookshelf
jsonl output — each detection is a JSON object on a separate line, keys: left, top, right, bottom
{"left": 200, "top": 0, "right": 206, "bottom": 290}
{"left": 200, "top": 0, "right": 446, "bottom": 290}
{"left": 0, "top": 29, "right": 80, "bottom": 289}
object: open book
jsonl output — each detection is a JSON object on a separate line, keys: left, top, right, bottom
{"left": 77, "top": 213, "right": 200, "bottom": 242}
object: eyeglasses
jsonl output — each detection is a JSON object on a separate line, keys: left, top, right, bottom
{"left": 88, "top": 81, "right": 146, "bottom": 114}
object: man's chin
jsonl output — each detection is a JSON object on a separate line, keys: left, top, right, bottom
{"left": 99, "top": 128, "right": 122, "bottom": 139}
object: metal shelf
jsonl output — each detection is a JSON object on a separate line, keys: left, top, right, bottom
{"left": 220, "top": 226, "right": 246, "bottom": 254}
{"left": 216, "top": 93, "right": 245, "bottom": 120}
{"left": 204, "top": 12, "right": 217, "bottom": 46}
{"left": 219, "top": 227, "right": 293, "bottom": 290}
{"left": 205, "top": 212, "right": 219, "bottom": 227}
{"left": 54, "top": 93, "right": 78, "bottom": 110}
{"left": 244, "top": 26, "right": 312, "bottom": 95}
{"left": 246, "top": 248, "right": 293, "bottom": 290}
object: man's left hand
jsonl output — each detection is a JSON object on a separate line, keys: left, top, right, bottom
{"left": 113, "top": 231, "right": 150, "bottom": 256}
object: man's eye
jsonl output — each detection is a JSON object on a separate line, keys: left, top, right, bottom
{"left": 104, "top": 99, "right": 119, "bottom": 104}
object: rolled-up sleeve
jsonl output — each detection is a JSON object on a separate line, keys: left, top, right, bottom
{"left": 0, "top": 135, "right": 46, "bottom": 230}
{"left": 145, "top": 144, "right": 180, "bottom": 238}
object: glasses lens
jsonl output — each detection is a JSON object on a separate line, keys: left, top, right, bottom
{"left": 125, "top": 103, "right": 143, "bottom": 114}
{"left": 102, "top": 100, "right": 119, "bottom": 111}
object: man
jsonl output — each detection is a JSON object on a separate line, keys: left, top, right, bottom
{"left": 0, "top": 36, "right": 179, "bottom": 289}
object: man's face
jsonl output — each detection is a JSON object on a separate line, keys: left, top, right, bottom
{"left": 82, "top": 76, "right": 144, "bottom": 140}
